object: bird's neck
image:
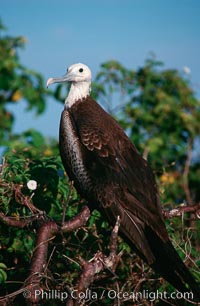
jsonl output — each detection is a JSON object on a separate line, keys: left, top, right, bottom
{"left": 65, "top": 81, "right": 91, "bottom": 108}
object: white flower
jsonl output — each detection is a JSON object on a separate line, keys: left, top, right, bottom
{"left": 183, "top": 66, "right": 191, "bottom": 75}
{"left": 27, "top": 180, "right": 37, "bottom": 190}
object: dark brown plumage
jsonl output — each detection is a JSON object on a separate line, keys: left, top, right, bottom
{"left": 47, "top": 63, "right": 200, "bottom": 301}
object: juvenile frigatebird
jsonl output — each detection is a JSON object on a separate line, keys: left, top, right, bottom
{"left": 47, "top": 63, "right": 200, "bottom": 301}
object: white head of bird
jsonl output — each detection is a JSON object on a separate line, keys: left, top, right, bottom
{"left": 47, "top": 63, "right": 92, "bottom": 108}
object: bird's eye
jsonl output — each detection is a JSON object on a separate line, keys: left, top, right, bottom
{"left": 79, "top": 68, "right": 83, "bottom": 73}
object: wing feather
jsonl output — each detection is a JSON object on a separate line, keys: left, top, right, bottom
{"left": 70, "top": 97, "right": 168, "bottom": 242}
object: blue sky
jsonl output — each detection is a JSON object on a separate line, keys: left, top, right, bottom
{"left": 1, "top": 0, "right": 200, "bottom": 138}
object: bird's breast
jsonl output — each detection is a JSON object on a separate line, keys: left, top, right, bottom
{"left": 59, "top": 110, "right": 92, "bottom": 194}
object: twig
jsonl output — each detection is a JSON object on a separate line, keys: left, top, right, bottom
{"left": 15, "top": 185, "right": 42, "bottom": 214}
{"left": 162, "top": 203, "right": 200, "bottom": 219}
{"left": 0, "top": 212, "right": 47, "bottom": 228}
{"left": 182, "top": 138, "right": 193, "bottom": 206}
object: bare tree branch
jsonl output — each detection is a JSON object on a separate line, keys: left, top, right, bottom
{"left": 0, "top": 205, "right": 91, "bottom": 305}
{"left": 23, "top": 206, "right": 91, "bottom": 305}
{"left": 162, "top": 202, "right": 200, "bottom": 219}
{"left": 24, "top": 221, "right": 60, "bottom": 305}
{"left": 67, "top": 216, "right": 122, "bottom": 306}
{"left": 14, "top": 185, "right": 42, "bottom": 214}
{"left": 1, "top": 191, "right": 200, "bottom": 306}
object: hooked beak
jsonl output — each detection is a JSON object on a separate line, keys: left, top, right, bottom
{"left": 46, "top": 72, "right": 75, "bottom": 88}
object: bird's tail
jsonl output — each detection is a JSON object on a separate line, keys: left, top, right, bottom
{"left": 146, "top": 228, "right": 200, "bottom": 302}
